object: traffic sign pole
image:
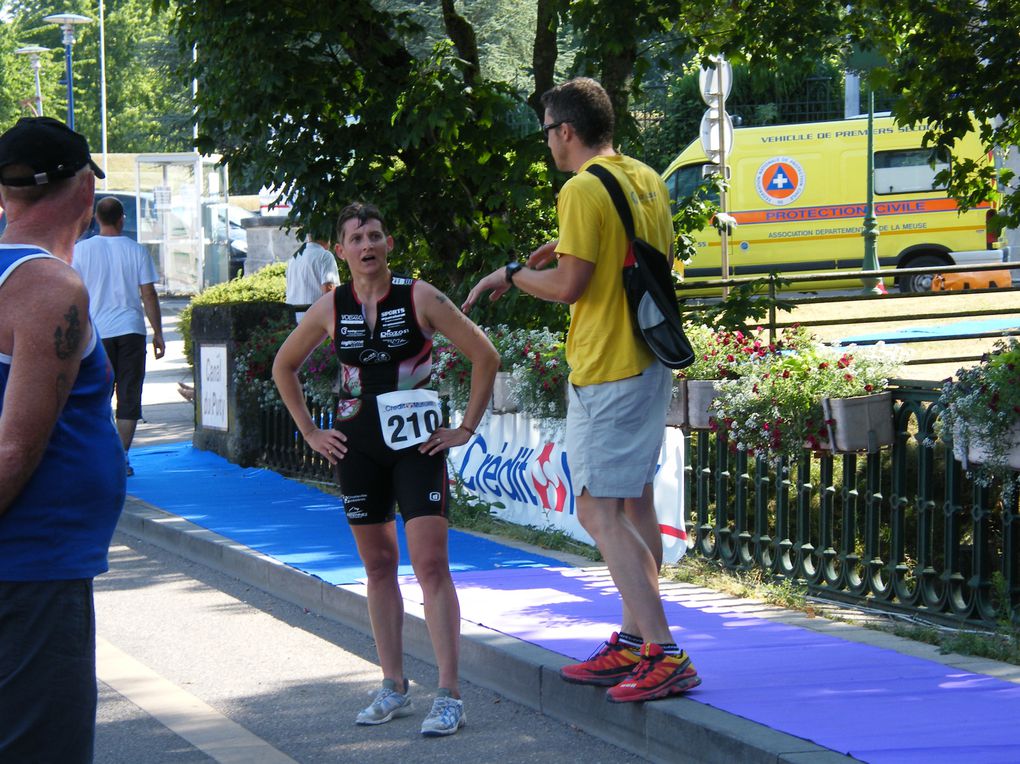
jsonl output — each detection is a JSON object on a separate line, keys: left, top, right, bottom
{"left": 718, "top": 85, "right": 730, "bottom": 298}
{"left": 699, "top": 56, "right": 733, "bottom": 297}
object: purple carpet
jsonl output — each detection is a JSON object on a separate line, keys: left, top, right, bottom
{"left": 399, "top": 567, "right": 1020, "bottom": 763}
{"left": 131, "top": 443, "right": 1020, "bottom": 763}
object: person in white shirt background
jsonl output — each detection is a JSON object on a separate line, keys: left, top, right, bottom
{"left": 73, "top": 195, "right": 165, "bottom": 476}
{"left": 286, "top": 236, "right": 341, "bottom": 315}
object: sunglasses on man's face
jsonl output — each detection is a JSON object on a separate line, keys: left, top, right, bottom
{"left": 541, "top": 121, "right": 567, "bottom": 140}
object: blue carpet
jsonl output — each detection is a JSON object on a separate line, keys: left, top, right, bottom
{"left": 126, "top": 441, "right": 1020, "bottom": 763}
{"left": 128, "top": 443, "right": 562, "bottom": 583}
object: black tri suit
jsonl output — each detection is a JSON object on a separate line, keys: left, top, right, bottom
{"left": 331, "top": 275, "right": 449, "bottom": 524}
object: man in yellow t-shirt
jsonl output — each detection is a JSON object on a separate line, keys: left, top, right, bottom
{"left": 463, "top": 77, "right": 699, "bottom": 703}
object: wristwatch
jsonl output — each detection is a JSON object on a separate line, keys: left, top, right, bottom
{"left": 505, "top": 261, "right": 524, "bottom": 285}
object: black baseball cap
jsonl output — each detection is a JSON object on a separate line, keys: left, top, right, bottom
{"left": 0, "top": 116, "right": 105, "bottom": 187}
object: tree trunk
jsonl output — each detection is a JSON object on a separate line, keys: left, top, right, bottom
{"left": 600, "top": 45, "right": 637, "bottom": 144}
{"left": 529, "top": 0, "right": 563, "bottom": 123}
{"left": 441, "top": 0, "right": 481, "bottom": 86}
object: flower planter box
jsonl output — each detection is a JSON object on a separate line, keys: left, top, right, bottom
{"left": 821, "top": 392, "right": 894, "bottom": 454}
{"left": 953, "top": 424, "right": 1020, "bottom": 472}
{"left": 686, "top": 379, "right": 719, "bottom": 430}
{"left": 491, "top": 371, "right": 520, "bottom": 414}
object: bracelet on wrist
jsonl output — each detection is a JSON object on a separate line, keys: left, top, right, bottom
{"left": 460, "top": 424, "right": 476, "bottom": 435}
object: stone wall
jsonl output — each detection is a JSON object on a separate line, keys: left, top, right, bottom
{"left": 191, "top": 301, "right": 297, "bottom": 465}
{"left": 241, "top": 215, "right": 302, "bottom": 276}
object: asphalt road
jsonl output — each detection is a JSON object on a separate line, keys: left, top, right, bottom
{"left": 93, "top": 533, "right": 649, "bottom": 764}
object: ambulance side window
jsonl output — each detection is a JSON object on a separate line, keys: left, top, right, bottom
{"left": 874, "top": 148, "right": 950, "bottom": 195}
{"left": 664, "top": 164, "right": 720, "bottom": 213}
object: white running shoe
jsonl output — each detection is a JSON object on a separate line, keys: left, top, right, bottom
{"left": 355, "top": 679, "right": 412, "bottom": 725}
{"left": 420, "top": 693, "right": 465, "bottom": 737}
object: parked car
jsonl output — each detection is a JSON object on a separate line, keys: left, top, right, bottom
{"left": 662, "top": 115, "right": 1005, "bottom": 293}
{"left": 82, "top": 190, "right": 152, "bottom": 242}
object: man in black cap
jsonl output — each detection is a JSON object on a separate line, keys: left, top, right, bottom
{"left": 0, "top": 117, "right": 126, "bottom": 762}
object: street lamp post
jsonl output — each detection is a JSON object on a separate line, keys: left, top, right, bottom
{"left": 860, "top": 89, "right": 884, "bottom": 294}
{"left": 14, "top": 46, "right": 49, "bottom": 117}
{"left": 99, "top": 0, "right": 108, "bottom": 188}
{"left": 43, "top": 13, "right": 92, "bottom": 131}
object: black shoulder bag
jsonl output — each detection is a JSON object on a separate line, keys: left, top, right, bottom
{"left": 586, "top": 164, "right": 694, "bottom": 369}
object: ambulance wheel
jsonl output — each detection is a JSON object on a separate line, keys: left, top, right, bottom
{"left": 899, "top": 255, "right": 948, "bottom": 293}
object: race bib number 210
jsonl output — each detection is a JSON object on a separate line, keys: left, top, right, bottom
{"left": 376, "top": 389, "right": 442, "bottom": 450}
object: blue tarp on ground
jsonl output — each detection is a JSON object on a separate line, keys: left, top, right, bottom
{"left": 129, "top": 443, "right": 562, "bottom": 583}
{"left": 129, "top": 442, "right": 1020, "bottom": 763}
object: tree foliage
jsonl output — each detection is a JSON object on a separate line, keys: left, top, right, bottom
{"left": 853, "top": 0, "right": 1020, "bottom": 227}
{"left": 637, "top": 57, "right": 847, "bottom": 172}
{"left": 677, "top": 0, "right": 1020, "bottom": 226}
{"left": 0, "top": 0, "right": 192, "bottom": 154}
{"left": 159, "top": 0, "right": 574, "bottom": 329}
{"left": 152, "top": 0, "right": 1020, "bottom": 331}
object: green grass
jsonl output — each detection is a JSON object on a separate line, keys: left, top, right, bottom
{"left": 882, "top": 622, "right": 1020, "bottom": 664}
{"left": 876, "top": 572, "right": 1020, "bottom": 665}
{"left": 662, "top": 556, "right": 810, "bottom": 611}
{"left": 667, "top": 557, "right": 1020, "bottom": 667}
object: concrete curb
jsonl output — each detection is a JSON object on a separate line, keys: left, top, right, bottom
{"left": 117, "top": 497, "right": 857, "bottom": 763}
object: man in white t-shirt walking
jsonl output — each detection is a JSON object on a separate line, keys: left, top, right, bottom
{"left": 73, "top": 196, "right": 165, "bottom": 475}
{"left": 285, "top": 237, "right": 340, "bottom": 308}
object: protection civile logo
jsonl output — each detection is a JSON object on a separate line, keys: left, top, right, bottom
{"left": 755, "top": 157, "right": 805, "bottom": 206}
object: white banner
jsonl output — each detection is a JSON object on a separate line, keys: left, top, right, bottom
{"left": 449, "top": 414, "right": 689, "bottom": 563}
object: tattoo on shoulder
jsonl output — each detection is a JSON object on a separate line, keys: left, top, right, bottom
{"left": 433, "top": 293, "right": 449, "bottom": 305}
{"left": 54, "top": 305, "right": 83, "bottom": 360}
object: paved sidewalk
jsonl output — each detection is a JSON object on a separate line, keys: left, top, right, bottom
{"left": 119, "top": 298, "right": 1020, "bottom": 764}
{"left": 134, "top": 297, "right": 196, "bottom": 448}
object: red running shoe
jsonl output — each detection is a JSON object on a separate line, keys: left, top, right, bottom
{"left": 559, "top": 632, "right": 641, "bottom": 687}
{"left": 606, "top": 643, "right": 701, "bottom": 703}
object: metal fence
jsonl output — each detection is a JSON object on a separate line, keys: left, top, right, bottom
{"left": 261, "top": 399, "right": 335, "bottom": 484}
{"left": 686, "top": 381, "right": 1017, "bottom": 624}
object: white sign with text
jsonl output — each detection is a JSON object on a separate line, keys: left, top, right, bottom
{"left": 200, "top": 344, "right": 228, "bottom": 431}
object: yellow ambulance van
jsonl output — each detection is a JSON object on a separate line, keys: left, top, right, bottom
{"left": 662, "top": 115, "right": 1004, "bottom": 292}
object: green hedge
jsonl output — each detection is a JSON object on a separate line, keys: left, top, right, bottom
{"left": 179, "top": 263, "right": 287, "bottom": 366}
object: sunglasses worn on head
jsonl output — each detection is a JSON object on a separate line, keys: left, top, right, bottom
{"left": 541, "top": 121, "right": 567, "bottom": 139}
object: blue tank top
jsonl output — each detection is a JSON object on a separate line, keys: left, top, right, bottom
{"left": 0, "top": 246, "right": 126, "bottom": 581}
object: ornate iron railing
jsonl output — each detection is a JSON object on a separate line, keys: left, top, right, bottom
{"left": 257, "top": 265, "right": 1020, "bottom": 623}
{"left": 686, "top": 379, "right": 1019, "bottom": 623}
{"left": 260, "top": 399, "right": 335, "bottom": 484}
